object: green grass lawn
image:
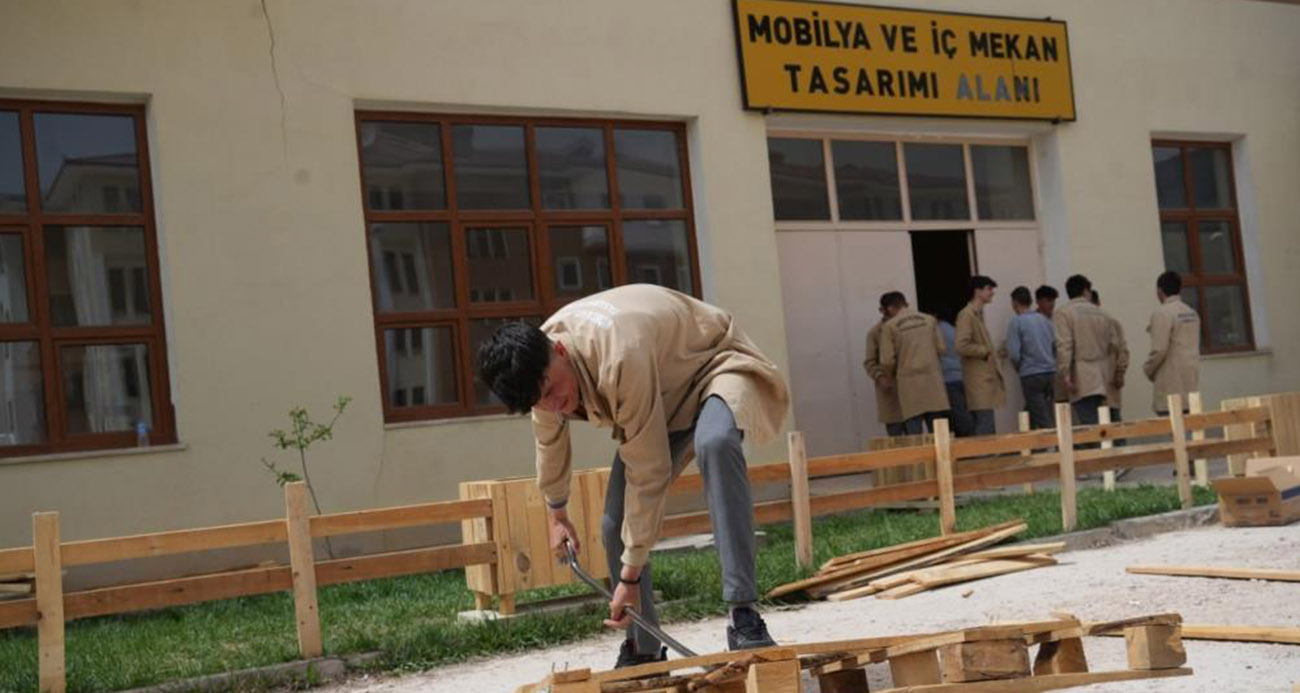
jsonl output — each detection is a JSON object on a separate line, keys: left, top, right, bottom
{"left": 0, "top": 485, "right": 1216, "bottom": 692}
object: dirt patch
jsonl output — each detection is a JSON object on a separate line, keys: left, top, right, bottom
{"left": 319, "top": 523, "right": 1300, "bottom": 692}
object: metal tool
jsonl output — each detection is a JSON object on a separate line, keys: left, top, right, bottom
{"left": 562, "top": 540, "right": 698, "bottom": 658}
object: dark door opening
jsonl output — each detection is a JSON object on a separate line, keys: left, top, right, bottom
{"left": 909, "top": 230, "right": 973, "bottom": 324}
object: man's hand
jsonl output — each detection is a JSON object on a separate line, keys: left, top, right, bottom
{"left": 547, "top": 506, "right": 580, "bottom": 561}
{"left": 1064, "top": 374, "right": 1076, "bottom": 394}
{"left": 603, "top": 567, "right": 643, "bottom": 629}
{"left": 1113, "top": 374, "right": 1125, "bottom": 391}
{"left": 878, "top": 375, "right": 894, "bottom": 389}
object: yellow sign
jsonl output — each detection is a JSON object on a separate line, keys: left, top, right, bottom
{"left": 732, "top": 0, "right": 1075, "bottom": 121}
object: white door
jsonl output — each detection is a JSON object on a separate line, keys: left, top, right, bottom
{"left": 973, "top": 227, "right": 1046, "bottom": 434}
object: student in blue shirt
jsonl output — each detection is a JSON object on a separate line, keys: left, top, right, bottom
{"left": 1005, "top": 286, "right": 1057, "bottom": 429}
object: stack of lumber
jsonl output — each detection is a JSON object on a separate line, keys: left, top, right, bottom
{"left": 768, "top": 519, "right": 1063, "bottom": 602}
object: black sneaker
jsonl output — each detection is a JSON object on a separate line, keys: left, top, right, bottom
{"left": 614, "top": 638, "right": 667, "bottom": 674}
{"left": 727, "top": 607, "right": 777, "bottom": 650}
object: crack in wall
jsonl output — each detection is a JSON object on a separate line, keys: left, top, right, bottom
{"left": 260, "top": 0, "right": 288, "bottom": 158}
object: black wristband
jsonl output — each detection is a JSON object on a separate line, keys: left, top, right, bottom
{"left": 619, "top": 575, "right": 641, "bottom": 585}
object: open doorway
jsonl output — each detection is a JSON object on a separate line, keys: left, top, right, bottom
{"left": 910, "top": 230, "right": 974, "bottom": 322}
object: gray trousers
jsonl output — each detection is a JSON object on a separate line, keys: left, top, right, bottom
{"left": 603, "top": 395, "right": 756, "bottom": 655}
{"left": 1020, "top": 373, "right": 1056, "bottom": 430}
{"left": 945, "top": 381, "right": 974, "bottom": 437}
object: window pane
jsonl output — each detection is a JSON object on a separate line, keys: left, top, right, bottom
{"left": 45, "top": 226, "right": 152, "bottom": 326}
{"left": 0, "top": 235, "right": 28, "bottom": 322}
{"left": 1160, "top": 222, "right": 1191, "bottom": 275}
{"left": 470, "top": 317, "right": 541, "bottom": 406}
{"left": 1183, "top": 287, "right": 1199, "bottom": 315}
{"left": 466, "top": 227, "right": 533, "bottom": 302}
{"left": 35, "top": 113, "right": 141, "bottom": 214}
{"left": 1198, "top": 220, "right": 1236, "bottom": 274}
{"left": 451, "top": 125, "right": 529, "bottom": 209}
{"left": 831, "top": 140, "right": 901, "bottom": 221}
{"left": 904, "top": 143, "right": 969, "bottom": 220}
{"left": 384, "top": 327, "right": 457, "bottom": 408}
{"left": 0, "top": 341, "right": 46, "bottom": 445}
{"left": 359, "top": 122, "right": 446, "bottom": 210}
{"left": 0, "top": 112, "right": 24, "bottom": 213}
{"left": 369, "top": 223, "right": 455, "bottom": 312}
{"left": 62, "top": 343, "right": 152, "bottom": 434}
{"left": 1152, "top": 146, "right": 1186, "bottom": 209}
{"left": 537, "top": 127, "right": 609, "bottom": 209}
{"left": 767, "top": 138, "right": 829, "bottom": 221}
{"left": 971, "top": 145, "right": 1033, "bottom": 220}
{"left": 615, "top": 129, "right": 683, "bottom": 209}
{"left": 623, "top": 220, "right": 692, "bottom": 293}
{"left": 1191, "top": 147, "right": 1232, "bottom": 209}
{"left": 1205, "top": 285, "right": 1250, "bottom": 349}
{"left": 549, "top": 225, "right": 610, "bottom": 300}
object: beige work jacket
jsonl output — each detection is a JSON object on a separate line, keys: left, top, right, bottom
{"left": 1054, "top": 297, "right": 1121, "bottom": 403}
{"left": 879, "top": 308, "right": 950, "bottom": 420}
{"left": 1106, "top": 315, "right": 1130, "bottom": 409}
{"left": 1143, "top": 296, "right": 1200, "bottom": 412}
{"left": 864, "top": 321, "right": 904, "bottom": 424}
{"left": 532, "top": 285, "right": 789, "bottom": 566}
{"left": 955, "top": 302, "right": 1006, "bottom": 411}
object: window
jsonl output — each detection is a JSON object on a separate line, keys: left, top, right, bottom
{"left": 1151, "top": 141, "right": 1253, "bottom": 352}
{"left": 357, "top": 114, "right": 699, "bottom": 421}
{"left": 0, "top": 101, "right": 173, "bottom": 457}
{"left": 766, "top": 137, "right": 1034, "bottom": 224}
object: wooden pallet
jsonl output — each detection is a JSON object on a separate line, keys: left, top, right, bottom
{"left": 515, "top": 614, "right": 1192, "bottom": 692}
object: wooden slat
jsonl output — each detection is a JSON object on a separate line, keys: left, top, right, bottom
{"left": 671, "top": 461, "right": 790, "bottom": 495}
{"left": 933, "top": 419, "right": 956, "bottom": 536}
{"left": 809, "top": 479, "right": 940, "bottom": 517}
{"left": 0, "top": 597, "right": 37, "bottom": 628}
{"left": 310, "top": 498, "right": 492, "bottom": 537}
{"left": 1072, "top": 417, "right": 1172, "bottom": 446}
{"left": 34, "top": 512, "right": 65, "bottom": 693}
{"left": 1184, "top": 406, "right": 1270, "bottom": 431}
{"left": 1180, "top": 624, "right": 1300, "bottom": 644}
{"left": 0, "top": 547, "right": 34, "bottom": 576}
{"left": 807, "top": 445, "right": 937, "bottom": 477}
{"left": 822, "top": 520, "right": 1024, "bottom": 572}
{"left": 789, "top": 431, "right": 813, "bottom": 570}
{"left": 459, "top": 481, "right": 496, "bottom": 596}
{"left": 62, "top": 565, "right": 292, "bottom": 621}
{"left": 1056, "top": 403, "right": 1077, "bottom": 532}
{"left": 59, "top": 519, "right": 287, "bottom": 567}
{"left": 1168, "top": 395, "right": 1192, "bottom": 509}
{"left": 961, "top": 542, "right": 1066, "bottom": 560}
{"left": 1100, "top": 406, "right": 1115, "bottom": 491}
{"left": 950, "top": 430, "right": 1058, "bottom": 460}
{"left": 1189, "top": 393, "right": 1208, "bottom": 487}
{"left": 911, "top": 557, "right": 1055, "bottom": 589}
{"left": 1126, "top": 565, "right": 1300, "bottom": 582}
{"left": 877, "top": 667, "right": 1191, "bottom": 692}
{"left": 1018, "top": 411, "right": 1034, "bottom": 494}
{"left": 661, "top": 498, "right": 793, "bottom": 539}
{"left": 285, "top": 483, "right": 322, "bottom": 659}
{"left": 315, "top": 542, "right": 497, "bottom": 585}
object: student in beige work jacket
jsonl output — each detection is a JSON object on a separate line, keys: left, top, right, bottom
{"left": 878, "top": 291, "right": 949, "bottom": 434}
{"left": 955, "top": 275, "right": 1005, "bottom": 435}
{"left": 1054, "top": 274, "right": 1123, "bottom": 428}
{"left": 1145, "top": 271, "right": 1201, "bottom": 415}
{"left": 865, "top": 305, "right": 906, "bottom": 437}
{"left": 1090, "top": 289, "right": 1130, "bottom": 426}
{"left": 477, "top": 285, "right": 788, "bottom": 668}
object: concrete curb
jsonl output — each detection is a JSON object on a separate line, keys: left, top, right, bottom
{"left": 1043, "top": 504, "right": 1220, "bottom": 552}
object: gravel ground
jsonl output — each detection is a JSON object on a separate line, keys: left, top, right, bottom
{"left": 321, "top": 523, "right": 1300, "bottom": 692}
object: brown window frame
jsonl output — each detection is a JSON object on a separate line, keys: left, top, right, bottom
{"left": 1152, "top": 139, "right": 1254, "bottom": 353}
{"left": 0, "top": 100, "right": 175, "bottom": 458}
{"left": 356, "top": 112, "right": 701, "bottom": 423}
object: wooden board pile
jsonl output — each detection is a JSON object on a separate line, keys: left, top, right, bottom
{"left": 767, "top": 520, "right": 1062, "bottom": 602}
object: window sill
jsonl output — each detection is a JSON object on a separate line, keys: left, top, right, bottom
{"left": 1201, "top": 347, "right": 1272, "bottom": 361}
{"left": 384, "top": 413, "right": 524, "bottom": 431}
{"left": 0, "top": 443, "right": 189, "bottom": 467}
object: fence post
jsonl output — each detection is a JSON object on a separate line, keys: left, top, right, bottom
{"left": 1055, "top": 403, "right": 1077, "bottom": 532}
{"left": 34, "top": 512, "right": 64, "bottom": 693}
{"left": 1099, "top": 406, "right": 1115, "bottom": 491}
{"left": 1189, "top": 392, "right": 1208, "bottom": 487}
{"left": 1018, "top": 411, "right": 1034, "bottom": 494}
{"left": 285, "top": 482, "right": 323, "bottom": 658}
{"left": 1167, "top": 394, "right": 1192, "bottom": 509}
{"left": 933, "top": 418, "right": 956, "bottom": 535}
{"left": 788, "top": 431, "right": 813, "bottom": 570}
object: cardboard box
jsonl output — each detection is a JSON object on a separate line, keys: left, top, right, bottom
{"left": 1212, "top": 457, "right": 1300, "bottom": 527}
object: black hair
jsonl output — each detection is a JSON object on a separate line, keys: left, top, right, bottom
{"left": 476, "top": 322, "right": 552, "bottom": 414}
{"left": 1065, "top": 274, "right": 1091, "bottom": 299}
{"left": 1157, "top": 270, "right": 1182, "bottom": 296}
{"left": 968, "top": 275, "right": 997, "bottom": 295}
{"left": 1034, "top": 285, "right": 1059, "bottom": 301}
{"left": 1010, "top": 286, "right": 1032, "bottom": 307}
{"left": 880, "top": 291, "right": 907, "bottom": 310}
{"left": 1090, "top": 289, "right": 1101, "bottom": 305}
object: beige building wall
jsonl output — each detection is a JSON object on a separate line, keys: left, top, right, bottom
{"left": 1, "top": 0, "right": 1298, "bottom": 565}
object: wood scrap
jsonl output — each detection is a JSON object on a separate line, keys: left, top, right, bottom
{"left": 1096, "top": 624, "right": 1300, "bottom": 645}
{"left": 1126, "top": 564, "right": 1300, "bottom": 582}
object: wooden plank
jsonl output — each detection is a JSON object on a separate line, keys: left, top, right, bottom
{"left": 1181, "top": 624, "right": 1300, "bottom": 644}
{"left": 933, "top": 419, "right": 956, "bottom": 536}
{"left": 789, "top": 431, "right": 814, "bottom": 570}
{"left": 950, "top": 430, "right": 1058, "bottom": 460}
{"left": 581, "top": 469, "right": 611, "bottom": 580}
{"left": 817, "top": 668, "right": 869, "bottom": 693}
{"left": 502, "top": 479, "right": 531, "bottom": 593}
{"left": 58, "top": 519, "right": 287, "bottom": 567}
{"left": 938, "top": 639, "right": 1029, "bottom": 683}
{"left": 662, "top": 498, "right": 793, "bottom": 539}
{"left": 34, "top": 512, "right": 64, "bottom": 693}
{"left": 1072, "top": 417, "right": 1172, "bottom": 446}
{"left": 459, "top": 481, "right": 496, "bottom": 595}
{"left": 1189, "top": 392, "right": 1208, "bottom": 487}
{"left": 1099, "top": 406, "right": 1115, "bottom": 492}
{"left": 911, "top": 558, "right": 1054, "bottom": 589}
{"left": 809, "top": 445, "right": 937, "bottom": 477}
{"left": 1184, "top": 406, "right": 1270, "bottom": 431}
{"left": 809, "top": 480, "right": 941, "bottom": 517}
{"left": 877, "top": 667, "right": 1192, "bottom": 692}
{"left": 889, "top": 650, "right": 942, "bottom": 686}
{"left": 1126, "top": 565, "right": 1300, "bottom": 582}
{"left": 1031, "top": 637, "right": 1087, "bottom": 675}
{"left": 671, "top": 460, "right": 790, "bottom": 495}
{"left": 523, "top": 479, "right": 556, "bottom": 588}
{"left": 1055, "top": 403, "right": 1077, "bottom": 532}
{"left": 1125, "top": 624, "right": 1186, "bottom": 670}
{"left": 315, "top": 542, "right": 497, "bottom": 585}
{"left": 875, "top": 582, "right": 927, "bottom": 600}
{"left": 1168, "top": 394, "right": 1193, "bottom": 509}
{"left": 0, "top": 547, "right": 34, "bottom": 576}
{"left": 0, "top": 598, "right": 37, "bottom": 628}
{"left": 745, "top": 658, "right": 800, "bottom": 693}
{"left": 1018, "top": 411, "right": 1033, "bottom": 494}
{"left": 311, "top": 498, "right": 492, "bottom": 537}
{"left": 822, "top": 520, "right": 1023, "bottom": 571}
{"left": 960, "top": 543, "right": 1065, "bottom": 560}
{"left": 593, "top": 647, "right": 800, "bottom": 683}
{"left": 284, "top": 482, "right": 322, "bottom": 659}
{"left": 883, "top": 624, "right": 1042, "bottom": 660}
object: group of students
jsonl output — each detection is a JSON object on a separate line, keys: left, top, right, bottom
{"left": 866, "top": 270, "right": 1203, "bottom": 438}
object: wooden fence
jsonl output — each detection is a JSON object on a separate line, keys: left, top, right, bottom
{"left": 0, "top": 485, "right": 495, "bottom": 693}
